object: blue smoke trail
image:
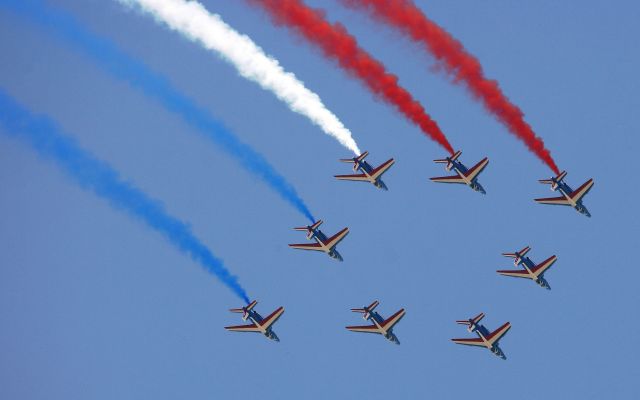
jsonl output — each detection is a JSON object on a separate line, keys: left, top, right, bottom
{"left": 0, "top": 90, "right": 250, "bottom": 303}
{"left": 2, "top": 0, "right": 315, "bottom": 223}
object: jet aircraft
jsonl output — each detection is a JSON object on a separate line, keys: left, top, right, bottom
{"left": 334, "top": 151, "right": 395, "bottom": 190}
{"left": 535, "top": 171, "right": 594, "bottom": 217}
{"left": 346, "top": 300, "right": 406, "bottom": 344}
{"left": 498, "top": 246, "right": 557, "bottom": 289}
{"left": 430, "top": 150, "right": 489, "bottom": 193}
{"left": 224, "top": 300, "right": 284, "bottom": 341}
{"left": 451, "top": 313, "right": 511, "bottom": 359}
{"left": 288, "top": 220, "right": 349, "bottom": 261}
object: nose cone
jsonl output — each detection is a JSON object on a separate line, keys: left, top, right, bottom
{"left": 473, "top": 183, "right": 486, "bottom": 194}
{"left": 387, "top": 334, "right": 401, "bottom": 345}
{"left": 269, "top": 332, "right": 280, "bottom": 342}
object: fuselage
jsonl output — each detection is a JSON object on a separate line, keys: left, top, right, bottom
{"left": 355, "top": 160, "right": 387, "bottom": 190}
{"left": 450, "top": 160, "right": 485, "bottom": 193}
{"left": 366, "top": 311, "right": 399, "bottom": 343}
{"left": 552, "top": 180, "right": 590, "bottom": 216}
{"left": 515, "top": 256, "right": 549, "bottom": 288}
{"left": 473, "top": 325, "right": 504, "bottom": 357}
{"left": 309, "top": 229, "right": 342, "bottom": 260}
{"left": 246, "top": 310, "right": 278, "bottom": 340}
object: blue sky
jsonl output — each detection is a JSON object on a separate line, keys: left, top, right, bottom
{"left": 0, "top": 0, "right": 638, "bottom": 399}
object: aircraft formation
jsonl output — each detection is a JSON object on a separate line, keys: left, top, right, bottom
{"left": 226, "top": 150, "right": 594, "bottom": 360}
{"left": 0, "top": 0, "right": 597, "bottom": 362}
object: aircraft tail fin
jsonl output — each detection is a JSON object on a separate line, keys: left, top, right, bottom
{"left": 340, "top": 151, "right": 369, "bottom": 171}
{"left": 294, "top": 220, "right": 322, "bottom": 239}
{"left": 293, "top": 220, "right": 322, "bottom": 231}
{"left": 503, "top": 246, "right": 531, "bottom": 265}
{"left": 539, "top": 171, "right": 567, "bottom": 189}
{"left": 434, "top": 150, "right": 461, "bottom": 164}
{"left": 518, "top": 246, "right": 531, "bottom": 257}
{"left": 351, "top": 300, "right": 379, "bottom": 320}
{"left": 351, "top": 300, "right": 379, "bottom": 313}
{"left": 456, "top": 312, "right": 485, "bottom": 331}
{"left": 230, "top": 300, "right": 257, "bottom": 321}
{"left": 456, "top": 312, "right": 485, "bottom": 326}
{"left": 434, "top": 150, "right": 461, "bottom": 171}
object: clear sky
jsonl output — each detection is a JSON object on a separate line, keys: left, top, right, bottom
{"left": 0, "top": 0, "right": 638, "bottom": 399}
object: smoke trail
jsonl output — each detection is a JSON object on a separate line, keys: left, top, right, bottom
{"left": 0, "top": 90, "right": 250, "bottom": 303}
{"left": 117, "top": 0, "right": 361, "bottom": 156}
{"left": 341, "top": 0, "right": 560, "bottom": 174}
{"left": 249, "top": 0, "right": 454, "bottom": 155}
{"left": 3, "top": 0, "right": 314, "bottom": 223}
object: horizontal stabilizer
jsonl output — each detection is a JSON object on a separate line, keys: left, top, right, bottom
{"left": 351, "top": 300, "right": 379, "bottom": 314}
{"left": 539, "top": 170, "right": 567, "bottom": 184}
{"left": 456, "top": 312, "right": 484, "bottom": 326}
{"left": 434, "top": 150, "right": 461, "bottom": 164}
{"left": 340, "top": 151, "right": 369, "bottom": 164}
{"left": 518, "top": 246, "right": 531, "bottom": 257}
{"left": 502, "top": 246, "right": 531, "bottom": 265}
{"left": 293, "top": 220, "right": 322, "bottom": 231}
{"left": 356, "top": 151, "right": 369, "bottom": 162}
{"left": 229, "top": 300, "right": 257, "bottom": 314}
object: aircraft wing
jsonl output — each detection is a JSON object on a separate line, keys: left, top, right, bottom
{"left": 496, "top": 268, "right": 531, "bottom": 278}
{"left": 370, "top": 158, "right": 395, "bottom": 180}
{"left": 381, "top": 309, "right": 406, "bottom": 329}
{"left": 346, "top": 324, "right": 382, "bottom": 334}
{"left": 531, "top": 255, "right": 557, "bottom": 277}
{"left": 570, "top": 179, "right": 594, "bottom": 201}
{"left": 259, "top": 307, "right": 284, "bottom": 329}
{"left": 288, "top": 242, "right": 325, "bottom": 252}
{"left": 451, "top": 337, "right": 485, "bottom": 347}
{"left": 534, "top": 195, "right": 572, "bottom": 206}
{"left": 324, "top": 227, "right": 349, "bottom": 249}
{"left": 225, "top": 323, "right": 261, "bottom": 332}
{"left": 471, "top": 312, "right": 485, "bottom": 325}
{"left": 464, "top": 157, "right": 489, "bottom": 181}
{"left": 430, "top": 175, "right": 466, "bottom": 184}
{"left": 487, "top": 322, "right": 511, "bottom": 345}
{"left": 334, "top": 172, "right": 370, "bottom": 182}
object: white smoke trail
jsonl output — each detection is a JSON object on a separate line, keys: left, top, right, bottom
{"left": 118, "top": 0, "right": 361, "bottom": 154}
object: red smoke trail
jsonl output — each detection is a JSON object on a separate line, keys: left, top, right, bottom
{"left": 249, "top": 0, "right": 454, "bottom": 155}
{"left": 342, "top": 0, "right": 560, "bottom": 174}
